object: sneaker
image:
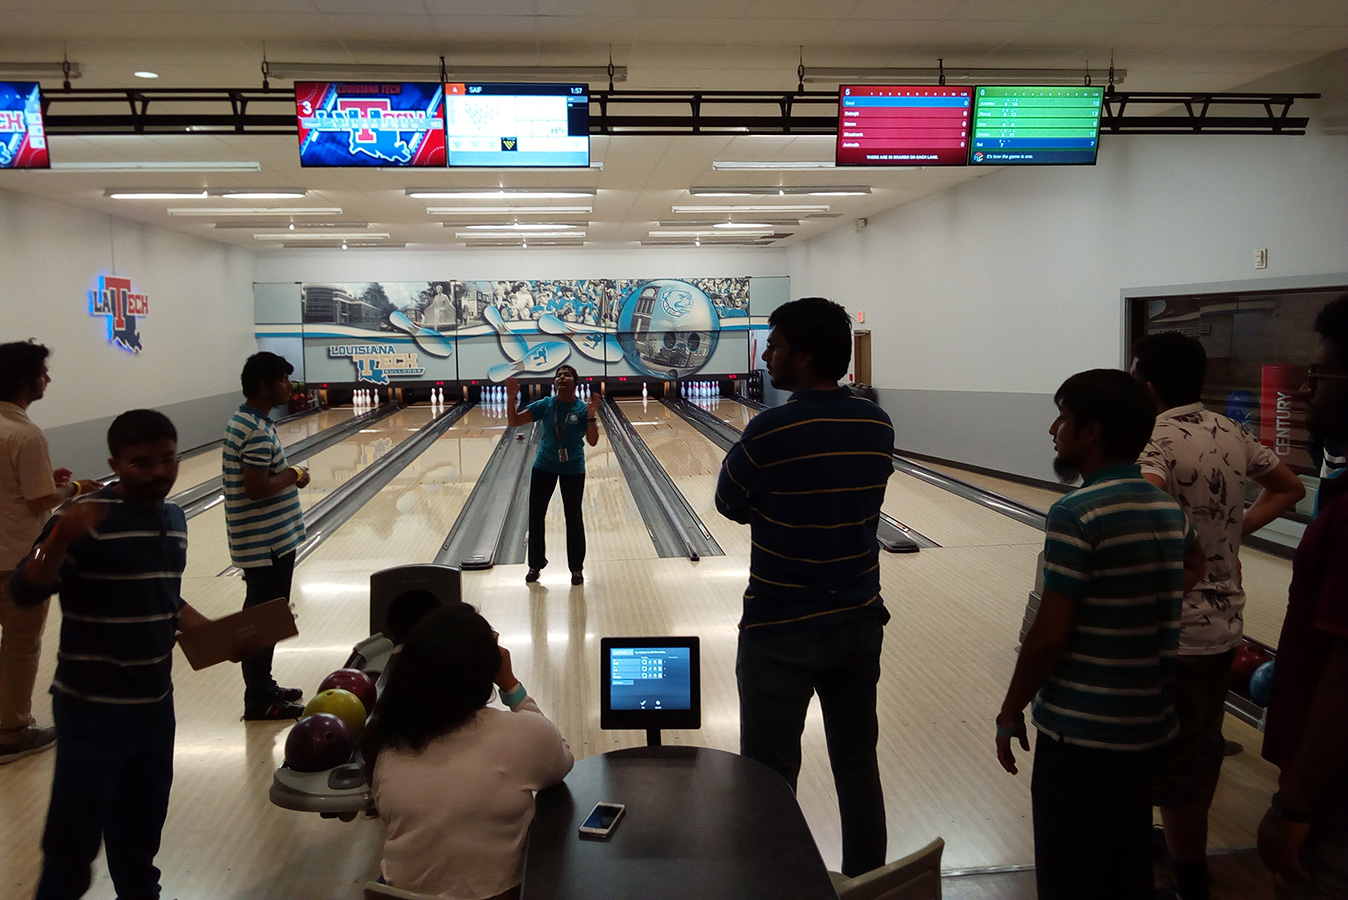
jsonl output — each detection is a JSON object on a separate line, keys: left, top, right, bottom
{"left": 571, "top": 571, "right": 584, "bottom": 585}
{"left": 525, "top": 569, "right": 541, "bottom": 583}
{"left": 0, "top": 726, "right": 56, "bottom": 764}
{"left": 274, "top": 685, "right": 304, "bottom": 703}
{"left": 242, "top": 699, "right": 304, "bottom": 721}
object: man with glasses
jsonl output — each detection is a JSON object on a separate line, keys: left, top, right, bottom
{"left": 0, "top": 341, "right": 100, "bottom": 764}
{"left": 223, "top": 352, "right": 309, "bottom": 721}
{"left": 1259, "top": 292, "right": 1348, "bottom": 897}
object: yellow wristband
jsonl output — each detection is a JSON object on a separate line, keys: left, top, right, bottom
{"left": 70, "top": 482, "right": 84, "bottom": 498}
{"left": 290, "top": 466, "right": 305, "bottom": 482}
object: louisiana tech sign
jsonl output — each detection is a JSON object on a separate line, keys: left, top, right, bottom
{"left": 90, "top": 275, "right": 149, "bottom": 353}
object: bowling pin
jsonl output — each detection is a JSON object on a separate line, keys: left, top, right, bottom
{"left": 642, "top": 382, "right": 648, "bottom": 399}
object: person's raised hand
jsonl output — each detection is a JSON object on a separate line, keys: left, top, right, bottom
{"left": 51, "top": 500, "right": 108, "bottom": 544}
{"left": 587, "top": 389, "right": 601, "bottom": 417}
{"left": 495, "top": 644, "right": 518, "bottom": 692}
{"left": 505, "top": 375, "right": 520, "bottom": 399}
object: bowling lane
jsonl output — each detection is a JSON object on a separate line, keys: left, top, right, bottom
{"left": 170, "top": 408, "right": 360, "bottom": 499}
{"left": 616, "top": 398, "right": 752, "bottom": 555}
{"left": 182, "top": 405, "right": 436, "bottom": 579}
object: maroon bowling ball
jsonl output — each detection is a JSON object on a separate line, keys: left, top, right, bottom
{"left": 284, "top": 713, "right": 355, "bottom": 772}
{"left": 318, "top": 668, "right": 377, "bottom": 714}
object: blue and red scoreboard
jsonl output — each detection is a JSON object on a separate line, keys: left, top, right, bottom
{"left": 0, "top": 82, "right": 50, "bottom": 170}
{"left": 295, "top": 82, "right": 446, "bottom": 167}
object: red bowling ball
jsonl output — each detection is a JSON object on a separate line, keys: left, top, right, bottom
{"left": 284, "top": 713, "right": 356, "bottom": 773}
{"left": 318, "top": 668, "right": 377, "bottom": 714}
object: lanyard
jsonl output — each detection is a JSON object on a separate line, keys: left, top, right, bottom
{"left": 553, "top": 399, "right": 573, "bottom": 443}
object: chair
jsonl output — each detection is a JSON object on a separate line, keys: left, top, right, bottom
{"left": 828, "top": 837, "right": 945, "bottom": 900}
{"left": 363, "top": 881, "right": 439, "bottom": 900}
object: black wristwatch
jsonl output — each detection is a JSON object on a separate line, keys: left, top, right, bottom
{"left": 1271, "top": 791, "right": 1312, "bottom": 823}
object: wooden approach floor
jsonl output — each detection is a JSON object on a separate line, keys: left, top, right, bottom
{"left": 0, "top": 400, "right": 1294, "bottom": 899}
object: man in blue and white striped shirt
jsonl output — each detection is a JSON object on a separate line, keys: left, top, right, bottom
{"left": 223, "top": 352, "right": 308, "bottom": 720}
{"left": 995, "top": 369, "right": 1204, "bottom": 900}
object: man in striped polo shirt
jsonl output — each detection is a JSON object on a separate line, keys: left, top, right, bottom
{"left": 11, "top": 409, "right": 212, "bottom": 900}
{"left": 224, "top": 352, "right": 308, "bottom": 720}
{"left": 716, "top": 296, "right": 894, "bottom": 877}
{"left": 996, "top": 369, "right": 1204, "bottom": 900}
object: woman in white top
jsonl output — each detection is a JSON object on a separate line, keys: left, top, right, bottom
{"left": 363, "top": 604, "right": 574, "bottom": 900}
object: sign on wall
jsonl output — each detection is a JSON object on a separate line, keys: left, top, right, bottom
{"left": 90, "top": 274, "right": 149, "bottom": 353}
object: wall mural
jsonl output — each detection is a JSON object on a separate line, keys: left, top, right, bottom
{"left": 297, "top": 278, "right": 750, "bottom": 385}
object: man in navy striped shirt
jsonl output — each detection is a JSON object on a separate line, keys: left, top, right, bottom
{"left": 11, "top": 409, "right": 212, "bottom": 900}
{"left": 223, "top": 352, "right": 308, "bottom": 720}
{"left": 716, "top": 296, "right": 894, "bottom": 877}
{"left": 995, "top": 370, "right": 1204, "bottom": 900}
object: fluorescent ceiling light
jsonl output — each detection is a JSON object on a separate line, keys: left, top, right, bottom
{"left": 213, "top": 221, "right": 367, "bottom": 230}
{"left": 267, "top": 62, "right": 626, "bottom": 83}
{"left": 280, "top": 242, "right": 406, "bottom": 250}
{"left": 56, "top": 161, "right": 261, "bottom": 172}
{"left": 388, "top": 162, "right": 603, "bottom": 173}
{"left": 106, "top": 190, "right": 209, "bottom": 200}
{"left": 427, "top": 206, "right": 593, "bottom": 215}
{"left": 407, "top": 188, "right": 597, "bottom": 200}
{"left": 459, "top": 223, "right": 583, "bottom": 230}
{"left": 802, "top": 66, "right": 1126, "bottom": 86}
{"left": 672, "top": 204, "right": 830, "bottom": 214}
{"left": 215, "top": 190, "right": 308, "bottom": 200}
{"left": 713, "top": 160, "right": 836, "bottom": 170}
{"left": 454, "top": 231, "right": 584, "bottom": 239}
{"left": 688, "top": 185, "right": 870, "bottom": 197}
{"left": 659, "top": 219, "right": 799, "bottom": 227}
{"left": 254, "top": 232, "right": 390, "bottom": 241}
{"left": 133, "top": 71, "right": 159, "bottom": 79}
{"left": 713, "top": 222, "right": 774, "bottom": 229}
{"left": 168, "top": 207, "right": 342, "bottom": 216}
{"left": 650, "top": 228, "right": 775, "bottom": 238}
{"left": 0, "top": 61, "right": 82, "bottom": 79}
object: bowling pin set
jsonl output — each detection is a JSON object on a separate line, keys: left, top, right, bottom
{"left": 353, "top": 388, "right": 380, "bottom": 409}
{"left": 429, "top": 387, "right": 449, "bottom": 408}
{"left": 678, "top": 381, "right": 721, "bottom": 401}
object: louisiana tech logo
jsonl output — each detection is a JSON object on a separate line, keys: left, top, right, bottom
{"left": 660, "top": 287, "right": 694, "bottom": 318}
{"left": 89, "top": 275, "right": 149, "bottom": 353}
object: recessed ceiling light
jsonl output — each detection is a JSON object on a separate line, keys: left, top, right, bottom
{"left": 133, "top": 71, "right": 159, "bottom": 79}
{"left": 426, "top": 206, "right": 593, "bottom": 215}
{"left": 167, "top": 207, "right": 342, "bottom": 216}
{"left": 406, "top": 188, "right": 597, "bottom": 200}
{"left": 106, "top": 190, "right": 209, "bottom": 200}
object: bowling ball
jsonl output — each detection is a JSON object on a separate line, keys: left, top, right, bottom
{"left": 1248, "top": 660, "right": 1276, "bottom": 707}
{"left": 616, "top": 279, "right": 720, "bottom": 379}
{"left": 318, "top": 668, "right": 377, "bottom": 714}
{"left": 303, "top": 688, "right": 367, "bottom": 738}
{"left": 1229, "top": 641, "right": 1273, "bottom": 694}
{"left": 284, "top": 713, "right": 355, "bottom": 772}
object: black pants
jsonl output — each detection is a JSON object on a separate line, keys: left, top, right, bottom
{"left": 737, "top": 619, "right": 887, "bottom": 877}
{"left": 527, "top": 467, "right": 586, "bottom": 573}
{"left": 1031, "top": 734, "right": 1166, "bottom": 900}
{"left": 36, "top": 693, "right": 175, "bottom": 900}
{"left": 240, "top": 551, "right": 295, "bottom": 706}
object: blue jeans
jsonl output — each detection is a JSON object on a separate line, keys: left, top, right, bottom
{"left": 736, "top": 618, "right": 886, "bottom": 877}
{"left": 36, "top": 693, "right": 175, "bottom": 900}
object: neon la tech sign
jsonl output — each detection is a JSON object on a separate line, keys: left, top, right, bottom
{"left": 89, "top": 274, "right": 149, "bottom": 353}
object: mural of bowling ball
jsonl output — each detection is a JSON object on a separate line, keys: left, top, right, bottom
{"left": 616, "top": 279, "right": 720, "bottom": 379}
{"left": 1225, "top": 390, "right": 1259, "bottom": 430}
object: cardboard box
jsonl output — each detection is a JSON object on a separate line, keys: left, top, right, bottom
{"left": 177, "top": 598, "right": 299, "bottom": 670}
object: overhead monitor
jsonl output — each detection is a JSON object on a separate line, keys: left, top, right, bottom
{"left": 969, "top": 85, "right": 1104, "bottom": 166}
{"left": 444, "top": 82, "right": 589, "bottom": 168}
{"left": 0, "top": 82, "right": 50, "bottom": 170}
{"left": 599, "top": 636, "right": 700, "bottom": 733}
{"left": 295, "top": 82, "right": 446, "bottom": 167}
{"left": 836, "top": 85, "right": 972, "bottom": 167}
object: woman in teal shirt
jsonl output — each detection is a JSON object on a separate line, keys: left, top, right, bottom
{"left": 506, "top": 366, "right": 600, "bottom": 585}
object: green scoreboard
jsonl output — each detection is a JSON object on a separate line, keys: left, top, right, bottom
{"left": 969, "top": 86, "right": 1104, "bottom": 165}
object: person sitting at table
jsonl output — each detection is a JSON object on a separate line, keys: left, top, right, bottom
{"left": 362, "top": 604, "right": 574, "bottom": 900}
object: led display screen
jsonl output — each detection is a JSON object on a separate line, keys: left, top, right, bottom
{"left": 295, "top": 82, "right": 446, "bottom": 167}
{"left": 444, "top": 83, "right": 589, "bottom": 168}
{"left": 0, "top": 82, "right": 50, "bottom": 169}
{"left": 836, "top": 85, "right": 972, "bottom": 166}
{"left": 969, "top": 85, "right": 1104, "bottom": 165}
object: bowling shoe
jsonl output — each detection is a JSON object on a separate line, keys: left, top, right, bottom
{"left": 0, "top": 725, "right": 56, "bottom": 764}
{"left": 274, "top": 685, "right": 304, "bottom": 703}
{"left": 525, "top": 568, "right": 541, "bottom": 583}
{"left": 243, "top": 698, "right": 304, "bottom": 721}
{"left": 571, "top": 571, "right": 584, "bottom": 585}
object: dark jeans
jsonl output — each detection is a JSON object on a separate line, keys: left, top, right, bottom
{"left": 527, "top": 467, "right": 586, "bottom": 573}
{"left": 36, "top": 693, "right": 175, "bottom": 900}
{"left": 241, "top": 551, "right": 295, "bottom": 705}
{"left": 1031, "top": 733, "right": 1167, "bottom": 900}
{"left": 736, "top": 618, "right": 886, "bottom": 877}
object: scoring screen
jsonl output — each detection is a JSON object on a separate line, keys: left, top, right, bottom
{"left": 0, "top": 82, "right": 49, "bottom": 170}
{"left": 295, "top": 82, "right": 447, "bottom": 168}
{"left": 969, "top": 85, "right": 1104, "bottom": 166}
{"left": 444, "top": 83, "right": 590, "bottom": 168}
{"left": 608, "top": 646, "right": 692, "bottom": 711}
{"left": 836, "top": 85, "right": 972, "bottom": 167}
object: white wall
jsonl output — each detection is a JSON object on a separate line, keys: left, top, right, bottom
{"left": 788, "top": 51, "right": 1348, "bottom": 480}
{"left": 0, "top": 189, "right": 257, "bottom": 471}
{"left": 253, "top": 245, "right": 788, "bottom": 284}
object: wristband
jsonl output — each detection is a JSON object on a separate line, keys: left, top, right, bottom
{"left": 994, "top": 715, "right": 1022, "bottom": 739}
{"left": 290, "top": 465, "right": 305, "bottom": 483}
{"left": 70, "top": 481, "right": 84, "bottom": 498}
{"left": 499, "top": 682, "right": 527, "bottom": 707}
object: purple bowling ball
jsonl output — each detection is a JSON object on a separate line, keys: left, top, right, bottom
{"left": 1248, "top": 660, "right": 1276, "bottom": 708}
{"left": 285, "top": 712, "right": 356, "bottom": 772}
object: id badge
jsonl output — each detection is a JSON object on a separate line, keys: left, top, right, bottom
{"left": 558, "top": 448, "right": 568, "bottom": 463}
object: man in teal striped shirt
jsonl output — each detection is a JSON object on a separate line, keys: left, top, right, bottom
{"left": 996, "top": 369, "right": 1204, "bottom": 900}
{"left": 223, "top": 352, "right": 309, "bottom": 720}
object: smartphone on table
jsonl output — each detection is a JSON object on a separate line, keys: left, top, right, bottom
{"left": 578, "top": 802, "right": 626, "bottom": 840}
